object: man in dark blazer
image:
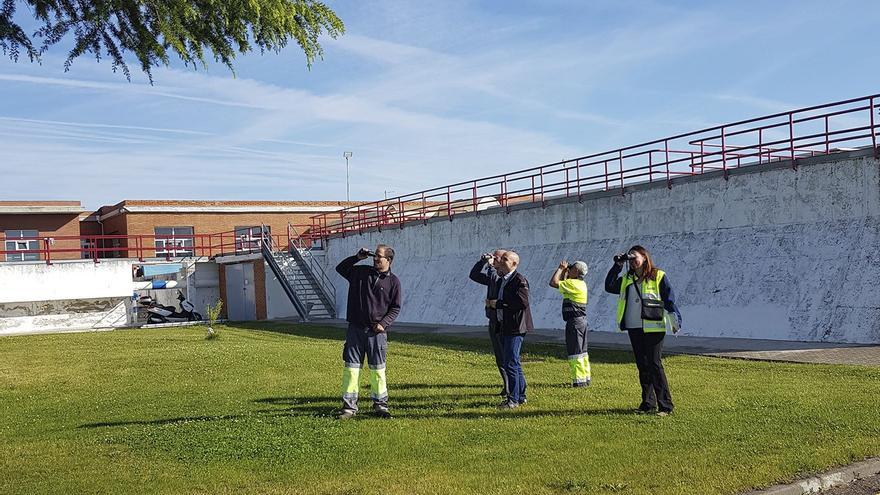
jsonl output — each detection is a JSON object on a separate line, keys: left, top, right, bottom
{"left": 469, "top": 249, "right": 509, "bottom": 399}
{"left": 487, "top": 250, "right": 533, "bottom": 409}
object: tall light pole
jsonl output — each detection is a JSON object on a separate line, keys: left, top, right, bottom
{"left": 343, "top": 151, "right": 353, "bottom": 201}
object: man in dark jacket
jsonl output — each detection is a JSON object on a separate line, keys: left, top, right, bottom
{"left": 487, "top": 251, "right": 533, "bottom": 409}
{"left": 468, "top": 248, "right": 509, "bottom": 399}
{"left": 335, "top": 244, "right": 402, "bottom": 419}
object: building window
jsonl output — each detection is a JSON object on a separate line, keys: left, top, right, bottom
{"left": 154, "top": 227, "right": 194, "bottom": 257}
{"left": 81, "top": 239, "right": 96, "bottom": 259}
{"left": 234, "top": 226, "right": 269, "bottom": 254}
{"left": 4, "top": 230, "right": 40, "bottom": 262}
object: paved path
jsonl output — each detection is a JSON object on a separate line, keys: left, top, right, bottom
{"left": 302, "top": 320, "right": 880, "bottom": 366}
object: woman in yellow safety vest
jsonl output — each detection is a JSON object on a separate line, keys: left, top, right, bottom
{"left": 604, "top": 245, "right": 682, "bottom": 416}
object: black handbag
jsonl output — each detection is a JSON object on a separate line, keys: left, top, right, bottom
{"left": 632, "top": 278, "right": 664, "bottom": 320}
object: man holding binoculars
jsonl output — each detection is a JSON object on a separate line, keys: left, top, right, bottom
{"left": 549, "top": 259, "right": 591, "bottom": 387}
{"left": 335, "top": 245, "right": 402, "bottom": 419}
{"left": 469, "top": 249, "right": 510, "bottom": 399}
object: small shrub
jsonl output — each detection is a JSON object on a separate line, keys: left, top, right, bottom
{"left": 205, "top": 299, "right": 223, "bottom": 340}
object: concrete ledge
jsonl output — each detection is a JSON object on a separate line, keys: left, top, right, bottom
{"left": 745, "top": 457, "right": 880, "bottom": 495}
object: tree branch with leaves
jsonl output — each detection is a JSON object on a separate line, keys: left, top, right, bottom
{"left": 0, "top": 0, "right": 344, "bottom": 82}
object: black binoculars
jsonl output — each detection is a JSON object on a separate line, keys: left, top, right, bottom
{"left": 613, "top": 252, "right": 636, "bottom": 263}
{"left": 358, "top": 248, "right": 376, "bottom": 257}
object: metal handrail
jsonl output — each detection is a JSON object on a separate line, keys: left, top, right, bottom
{"left": 310, "top": 93, "right": 880, "bottom": 237}
{"left": 259, "top": 227, "right": 309, "bottom": 321}
{"left": 287, "top": 223, "right": 336, "bottom": 309}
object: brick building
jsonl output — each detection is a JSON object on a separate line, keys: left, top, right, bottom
{"left": 0, "top": 201, "right": 86, "bottom": 261}
{"left": 82, "top": 199, "right": 363, "bottom": 258}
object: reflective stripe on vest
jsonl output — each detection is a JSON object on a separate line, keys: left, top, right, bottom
{"left": 616, "top": 269, "right": 667, "bottom": 333}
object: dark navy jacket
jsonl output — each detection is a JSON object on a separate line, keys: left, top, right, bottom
{"left": 495, "top": 271, "right": 534, "bottom": 335}
{"left": 336, "top": 256, "right": 402, "bottom": 329}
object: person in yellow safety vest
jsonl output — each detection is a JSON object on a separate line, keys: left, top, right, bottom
{"left": 549, "top": 260, "right": 591, "bottom": 387}
{"left": 604, "top": 245, "right": 682, "bottom": 416}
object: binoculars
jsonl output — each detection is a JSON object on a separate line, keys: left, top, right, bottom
{"left": 613, "top": 252, "right": 636, "bottom": 263}
{"left": 358, "top": 248, "right": 376, "bottom": 257}
{"left": 481, "top": 252, "right": 494, "bottom": 261}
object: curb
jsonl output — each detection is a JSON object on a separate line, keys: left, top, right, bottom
{"left": 745, "top": 457, "right": 880, "bottom": 495}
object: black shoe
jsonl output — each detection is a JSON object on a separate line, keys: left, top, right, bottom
{"left": 497, "top": 400, "right": 520, "bottom": 410}
{"left": 635, "top": 406, "right": 656, "bottom": 415}
{"left": 499, "top": 389, "right": 508, "bottom": 397}
{"left": 374, "top": 409, "right": 393, "bottom": 419}
{"left": 337, "top": 409, "right": 356, "bottom": 420}
{"left": 572, "top": 380, "right": 591, "bottom": 388}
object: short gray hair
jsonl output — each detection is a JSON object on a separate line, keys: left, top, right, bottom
{"left": 571, "top": 261, "right": 588, "bottom": 279}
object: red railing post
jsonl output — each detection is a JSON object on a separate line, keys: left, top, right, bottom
{"left": 398, "top": 196, "right": 403, "bottom": 228}
{"left": 603, "top": 160, "right": 609, "bottom": 191}
{"left": 824, "top": 115, "right": 830, "bottom": 155}
{"left": 757, "top": 129, "right": 763, "bottom": 165}
{"left": 871, "top": 96, "right": 877, "bottom": 157}
{"left": 421, "top": 192, "right": 428, "bottom": 224}
{"left": 472, "top": 181, "right": 479, "bottom": 214}
{"left": 618, "top": 150, "right": 625, "bottom": 195}
{"left": 446, "top": 186, "right": 452, "bottom": 220}
{"left": 575, "top": 159, "right": 582, "bottom": 202}
{"left": 564, "top": 168, "right": 570, "bottom": 198}
{"left": 700, "top": 140, "right": 705, "bottom": 173}
{"left": 44, "top": 237, "right": 51, "bottom": 265}
{"left": 539, "top": 167, "right": 546, "bottom": 207}
{"left": 789, "top": 112, "right": 797, "bottom": 170}
{"left": 721, "top": 126, "right": 728, "bottom": 180}
{"left": 665, "top": 140, "right": 672, "bottom": 189}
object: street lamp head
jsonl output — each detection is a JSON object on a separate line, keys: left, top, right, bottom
{"left": 343, "top": 151, "right": 353, "bottom": 159}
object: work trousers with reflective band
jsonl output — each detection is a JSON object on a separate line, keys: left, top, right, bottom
{"left": 565, "top": 317, "right": 591, "bottom": 386}
{"left": 341, "top": 323, "right": 388, "bottom": 413}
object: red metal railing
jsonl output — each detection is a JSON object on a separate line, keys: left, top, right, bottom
{"left": 310, "top": 93, "right": 880, "bottom": 238}
{"left": 0, "top": 225, "right": 322, "bottom": 265}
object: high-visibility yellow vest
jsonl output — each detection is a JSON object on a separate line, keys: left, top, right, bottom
{"left": 616, "top": 269, "right": 667, "bottom": 333}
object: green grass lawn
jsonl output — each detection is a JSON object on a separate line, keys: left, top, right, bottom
{"left": 1, "top": 323, "right": 879, "bottom": 495}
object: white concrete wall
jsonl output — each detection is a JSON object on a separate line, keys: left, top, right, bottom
{"left": 265, "top": 261, "right": 300, "bottom": 320}
{"left": 0, "top": 258, "right": 219, "bottom": 334}
{"left": 0, "top": 259, "right": 135, "bottom": 303}
{"left": 0, "top": 299, "right": 128, "bottom": 336}
{"left": 322, "top": 151, "right": 880, "bottom": 344}
{"left": 188, "top": 261, "right": 221, "bottom": 318}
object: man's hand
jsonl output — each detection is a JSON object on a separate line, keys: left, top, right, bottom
{"left": 486, "top": 299, "right": 497, "bottom": 309}
{"left": 357, "top": 247, "right": 370, "bottom": 260}
{"left": 558, "top": 260, "right": 569, "bottom": 270}
{"left": 373, "top": 323, "right": 385, "bottom": 333}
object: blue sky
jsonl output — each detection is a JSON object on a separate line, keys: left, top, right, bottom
{"left": 1, "top": 0, "right": 878, "bottom": 209}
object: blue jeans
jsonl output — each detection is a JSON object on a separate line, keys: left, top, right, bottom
{"left": 502, "top": 334, "right": 527, "bottom": 404}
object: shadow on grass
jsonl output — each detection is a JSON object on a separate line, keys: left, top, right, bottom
{"left": 229, "top": 321, "right": 634, "bottom": 365}
{"left": 79, "top": 390, "right": 643, "bottom": 429}
{"left": 253, "top": 395, "right": 641, "bottom": 420}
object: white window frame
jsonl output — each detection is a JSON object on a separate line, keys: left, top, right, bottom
{"left": 4, "top": 229, "right": 40, "bottom": 262}
{"left": 154, "top": 226, "right": 194, "bottom": 258}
